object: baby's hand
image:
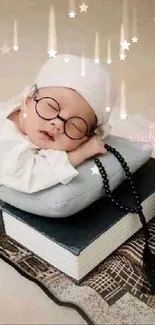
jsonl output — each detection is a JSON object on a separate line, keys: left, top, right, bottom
{"left": 68, "top": 135, "right": 107, "bottom": 167}
{"left": 80, "top": 135, "right": 107, "bottom": 157}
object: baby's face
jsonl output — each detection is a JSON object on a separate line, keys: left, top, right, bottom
{"left": 19, "top": 87, "right": 97, "bottom": 152}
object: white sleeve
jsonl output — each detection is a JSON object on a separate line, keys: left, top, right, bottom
{"left": 0, "top": 119, "right": 79, "bottom": 193}
{"left": 2, "top": 145, "right": 79, "bottom": 193}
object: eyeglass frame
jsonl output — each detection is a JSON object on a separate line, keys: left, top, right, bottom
{"left": 32, "top": 85, "right": 98, "bottom": 140}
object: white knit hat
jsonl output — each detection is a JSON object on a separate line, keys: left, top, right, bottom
{"left": 12, "top": 54, "right": 117, "bottom": 139}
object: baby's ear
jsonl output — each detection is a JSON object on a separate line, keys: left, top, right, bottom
{"left": 23, "top": 94, "right": 33, "bottom": 108}
{"left": 20, "top": 95, "right": 33, "bottom": 117}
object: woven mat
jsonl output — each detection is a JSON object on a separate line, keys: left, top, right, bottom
{"left": 0, "top": 218, "right": 155, "bottom": 324}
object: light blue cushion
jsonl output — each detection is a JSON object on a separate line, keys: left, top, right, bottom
{"left": 0, "top": 135, "right": 152, "bottom": 218}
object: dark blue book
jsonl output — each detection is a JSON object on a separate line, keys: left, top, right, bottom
{"left": 1, "top": 158, "right": 155, "bottom": 282}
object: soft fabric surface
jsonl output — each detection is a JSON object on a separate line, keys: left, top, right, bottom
{"left": 0, "top": 216, "right": 155, "bottom": 325}
{"left": 0, "top": 135, "right": 152, "bottom": 218}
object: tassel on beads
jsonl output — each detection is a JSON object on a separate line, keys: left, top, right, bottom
{"left": 143, "top": 243, "right": 155, "bottom": 295}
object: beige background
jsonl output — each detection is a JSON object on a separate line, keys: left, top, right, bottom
{"left": 0, "top": 0, "right": 155, "bottom": 324}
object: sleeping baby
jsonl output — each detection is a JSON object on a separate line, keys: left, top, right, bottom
{"left": 0, "top": 53, "right": 116, "bottom": 193}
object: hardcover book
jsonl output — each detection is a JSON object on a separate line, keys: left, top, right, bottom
{"left": 1, "top": 158, "right": 155, "bottom": 282}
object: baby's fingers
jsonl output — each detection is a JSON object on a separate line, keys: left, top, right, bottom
{"left": 98, "top": 146, "right": 107, "bottom": 155}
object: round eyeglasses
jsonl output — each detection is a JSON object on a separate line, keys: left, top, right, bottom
{"left": 33, "top": 95, "right": 97, "bottom": 140}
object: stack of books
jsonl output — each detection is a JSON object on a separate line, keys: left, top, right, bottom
{"left": 1, "top": 158, "right": 155, "bottom": 282}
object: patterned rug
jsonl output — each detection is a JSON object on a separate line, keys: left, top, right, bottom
{"left": 0, "top": 217, "right": 155, "bottom": 324}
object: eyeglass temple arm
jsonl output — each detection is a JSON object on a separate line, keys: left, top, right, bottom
{"left": 87, "top": 125, "right": 97, "bottom": 137}
{"left": 88, "top": 114, "right": 98, "bottom": 136}
{"left": 29, "top": 84, "right": 38, "bottom": 97}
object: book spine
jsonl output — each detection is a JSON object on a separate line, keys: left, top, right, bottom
{"left": 0, "top": 210, "right": 6, "bottom": 237}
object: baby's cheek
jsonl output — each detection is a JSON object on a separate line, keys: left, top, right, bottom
{"left": 65, "top": 138, "right": 81, "bottom": 152}
{"left": 29, "top": 113, "right": 41, "bottom": 130}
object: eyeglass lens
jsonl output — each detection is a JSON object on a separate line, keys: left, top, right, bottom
{"left": 36, "top": 98, "right": 88, "bottom": 139}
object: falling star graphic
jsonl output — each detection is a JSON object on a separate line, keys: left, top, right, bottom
{"left": 120, "top": 113, "right": 127, "bottom": 120}
{"left": 131, "top": 36, "right": 138, "bottom": 43}
{"left": 120, "top": 40, "right": 131, "bottom": 50}
{"left": 69, "top": 0, "right": 76, "bottom": 18}
{"left": 119, "top": 24, "right": 126, "bottom": 60}
{"left": 120, "top": 80, "right": 128, "bottom": 120}
{"left": 107, "top": 38, "right": 112, "bottom": 64}
{"left": 94, "top": 31, "right": 100, "bottom": 64}
{"left": 47, "top": 5, "right": 57, "bottom": 58}
{"left": 13, "top": 20, "right": 19, "bottom": 51}
{"left": 105, "top": 106, "right": 111, "bottom": 113}
{"left": 122, "top": 0, "right": 130, "bottom": 44}
{"left": 105, "top": 76, "right": 112, "bottom": 109}
{"left": 90, "top": 165, "right": 99, "bottom": 175}
{"left": 48, "top": 49, "right": 57, "bottom": 58}
{"left": 13, "top": 45, "right": 19, "bottom": 51}
{"left": 69, "top": 11, "right": 76, "bottom": 18}
{"left": 131, "top": 7, "right": 139, "bottom": 43}
{"left": 119, "top": 53, "right": 126, "bottom": 60}
{"left": 107, "top": 59, "right": 112, "bottom": 64}
{"left": 81, "top": 52, "right": 86, "bottom": 76}
{"left": 64, "top": 56, "right": 69, "bottom": 62}
{"left": 94, "top": 58, "right": 100, "bottom": 64}
{"left": 0, "top": 44, "right": 11, "bottom": 54}
{"left": 79, "top": 3, "right": 88, "bottom": 12}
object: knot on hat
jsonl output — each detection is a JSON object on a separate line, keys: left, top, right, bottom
{"left": 95, "top": 123, "right": 112, "bottom": 140}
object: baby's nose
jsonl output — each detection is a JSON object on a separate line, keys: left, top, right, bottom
{"left": 49, "top": 119, "right": 64, "bottom": 135}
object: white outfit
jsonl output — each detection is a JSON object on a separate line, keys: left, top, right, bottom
{"left": 0, "top": 101, "right": 79, "bottom": 193}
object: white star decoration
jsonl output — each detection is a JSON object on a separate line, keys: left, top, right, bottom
{"left": 90, "top": 165, "right": 99, "bottom": 175}
{"left": 120, "top": 40, "right": 131, "bottom": 50}
{"left": 13, "top": 45, "right": 19, "bottom": 51}
{"left": 120, "top": 113, "right": 127, "bottom": 120}
{"left": 131, "top": 36, "right": 138, "bottom": 43}
{"left": 149, "top": 122, "right": 155, "bottom": 129}
{"left": 79, "top": 3, "right": 88, "bottom": 12}
{"left": 105, "top": 106, "right": 111, "bottom": 113}
{"left": 94, "top": 58, "right": 100, "bottom": 64}
{"left": 69, "top": 11, "right": 76, "bottom": 18}
{"left": 0, "top": 44, "right": 11, "bottom": 54}
{"left": 107, "top": 59, "right": 112, "bottom": 64}
{"left": 119, "top": 53, "right": 126, "bottom": 60}
{"left": 143, "top": 143, "right": 151, "bottom": 151}
{"left": 48, "top": 49, "right": 57, "bottom": 58}
{"left": 64, "top": 57, "right": 69, "bottom": 63}
{"left": 81, "top": 72, "right": 86, "bottom": 76}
